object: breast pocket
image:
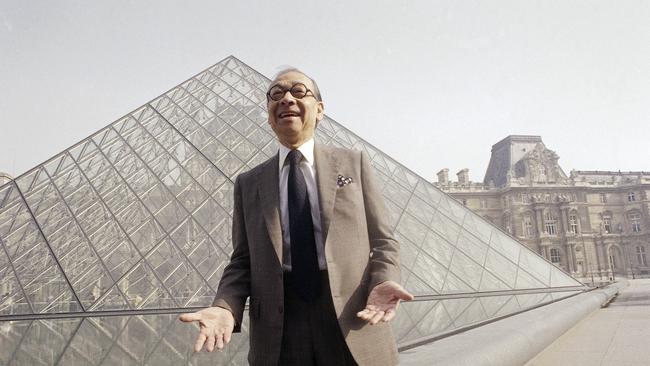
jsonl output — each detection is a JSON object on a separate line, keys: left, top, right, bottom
{"left": 335, "top": 183, "right": 361, "bottom": 201}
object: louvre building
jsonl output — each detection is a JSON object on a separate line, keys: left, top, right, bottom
{"left": 0, "top": 56, "right": 585, "bottom": 365}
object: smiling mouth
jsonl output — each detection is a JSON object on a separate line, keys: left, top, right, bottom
{"left": 278, "top": 112, "right": 300, "bottom": 118}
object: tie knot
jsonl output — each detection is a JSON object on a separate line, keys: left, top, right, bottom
{"left": 287, "top": 149, "right": 303, "bottom": 166}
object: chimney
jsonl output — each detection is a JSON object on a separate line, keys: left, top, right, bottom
{"left": 437, "top": 169, "right": 449, "bottom": 185}
{"left": 457, "top": 169, "right": 469, "bottom": 185}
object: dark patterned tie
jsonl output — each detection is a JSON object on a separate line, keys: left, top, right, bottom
{"left": 287, "top": 150, "right": 321, "bottom": 301}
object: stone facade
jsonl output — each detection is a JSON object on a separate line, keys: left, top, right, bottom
{"left": 436, "top": 135, "right": 650, "bottom": 283}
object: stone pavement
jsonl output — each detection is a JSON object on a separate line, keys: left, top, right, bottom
{"left": 526, "top": 279, "right": 650, "bottom": 366}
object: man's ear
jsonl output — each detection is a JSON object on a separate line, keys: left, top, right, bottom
{"left": 316, "top": 101, "right": 324, "bottom": 121}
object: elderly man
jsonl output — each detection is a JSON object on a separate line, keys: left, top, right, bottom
{"left": 180, "top": 68, "right": 413, "bottom": 366}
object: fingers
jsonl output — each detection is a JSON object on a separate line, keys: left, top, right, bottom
{"left": 356, "top": 308, "right": 373, "bottom": 321}
{"left": 223, "top": 328, "right": 232, "bottom": 344}
{"left": 396, "top": 289, "right": 415, "bottom": 301}
{"left": 179, "top": 312, "right": 202, "bottom": 323}
{"left": 356, "top": 308, "right": 386, "bottom": 325}
{"left": 182, "top": 309, "right": 235, "bottom": 352}
{"left": 382, "top": 309, "right": 396, "bottom": 322}
{"left": 206, "top": 335, "right": 216, "bottom": 352}
{"left": 358, "top": 305, "right": 400, "bottom": 324}
{"left": 194, "top": 332, "right": 207, "bottom": 352}
{"left": 390, "top": 284, "right": 415, "bottom": 301}
{"left": 215, "top": 333, "right": 225, "bottom": 350}
{"left": 193, "top": 329, "right": 232, "bottom": 352}
{"left": 369, "top": 310, "right": 385, "bottom": 325}
{"left": 216, "top": 326, "right": 234, "bottom": 350}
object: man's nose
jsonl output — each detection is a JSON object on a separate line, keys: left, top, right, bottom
{"left": 279, "top": 91, "right": 296, "bottom": 104}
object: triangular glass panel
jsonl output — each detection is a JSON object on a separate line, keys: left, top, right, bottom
{"left": 56, "top": 318, "right": 112, "bottom": 366}
{"left": 515, "top": 292, "right": 551, "bottom": 309}
{"left": 447, "top": 250, "right": 483, "bottom": 291}
{"left": 483, "top": 249, "right": 518, "bottom": 289}
{"left": 10, "top": 318, "right": 81, "bottom": 365}
{"left": 478, "top": 268, "right": 510, "bottom": 292}
{"left": 515, "top": 267, "right": 548, "bottom": 290}
{"left": 145, "top": 238, "right": 214, "bottom": 307}
{"left": 117, "top": 261, "right": 177, "bottom": 309}
{"left": 488, "top": 228, "right": 522, "bottom": 264}
{"left": 479, "top": 295, "right": 516, "bottom": 318}
{"left": 89, "top": 284, "right": 130, "bottom": 311}
{"left": 441, "top": 270, "right": 476, "bottom": 294}
{"left": 492, "top": 295, "right": 521, "bottom": 318}
{"left": 550, "top": 265, "right": 580, "bottom": 287}
{"left": 0, "top": 318, "right": 32, "bottom": 363}
{"left": 518, "top": 249, "right": 552, "bottom": 286}
{"left": 0, "top": 261, "right": 32, "bottom": 315}
{"left": 451, "top": 297, "right": 488, "bottom": 328}
{"left": 410, "top": 252, "right": 447, "bottom": 294}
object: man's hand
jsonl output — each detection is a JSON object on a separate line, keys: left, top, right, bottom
{"left": 179, "top": 306, "right": 235, "bottom": 352}
{"left": 356, "top": 281, "right": 414, "bottom": 325}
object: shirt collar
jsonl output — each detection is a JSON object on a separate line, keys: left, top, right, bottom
{"left": 278, "top": 138, "right": 315, "bottom": 170}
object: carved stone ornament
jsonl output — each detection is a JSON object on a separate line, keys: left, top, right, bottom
{"left": 516, "top": 143, "right": 568, "bottom": 185}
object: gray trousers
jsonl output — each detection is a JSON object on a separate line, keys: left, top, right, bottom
{"left": 279, "top": 271, "right": 358, "bottom": 366}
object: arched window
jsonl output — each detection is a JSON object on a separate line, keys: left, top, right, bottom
{"left": 568, "top": 211, "right": 579, "bottom": 234}
{"left": 636, "top": 246, "right": 647, "bottom": 266}
{"left": 550, "top": 248, "right": 561, "bottom": 264}
{"left": 544, "top": 211, "right": 557, "bottom": 235}
{"left": 629, "top": 211, "right": 642, "bottom": 233}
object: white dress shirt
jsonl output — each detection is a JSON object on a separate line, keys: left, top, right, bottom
{"left": 278, "top": 138, "right": 327, "bottom": 271}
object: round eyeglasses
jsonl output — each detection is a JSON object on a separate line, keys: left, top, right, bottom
{"left": 266, "top": 83, "right": 316, "bottom": 102}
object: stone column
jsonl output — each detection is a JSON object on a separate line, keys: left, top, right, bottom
{"left": 560, "top": 206, "right": 569, "bottom": 235}
{"left": 566, "top": 243, "right": 575, "bottom": 272}
{"left": 534, "top": 206, "right": 545, "bottom": 237}
{"left": 596, "top": 238, "right": 607, "bottom": 278}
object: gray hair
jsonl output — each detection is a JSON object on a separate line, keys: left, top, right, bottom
{"left": 271, "top": 67, "right": 322, "bottom": 102}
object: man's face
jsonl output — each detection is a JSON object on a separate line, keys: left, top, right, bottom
{"left": 267, "top": 71, "right": 324, "bottom": 148}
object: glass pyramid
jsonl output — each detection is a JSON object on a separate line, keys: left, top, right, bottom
{"left": 0, "top": 56, "right": 585, "bottom": 364}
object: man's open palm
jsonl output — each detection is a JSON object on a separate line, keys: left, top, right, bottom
{"left": 179, "top": 307, "right": 235, "bottom": 352}
{"left": 356, "top": 281, "right": 414, "bottom": 325}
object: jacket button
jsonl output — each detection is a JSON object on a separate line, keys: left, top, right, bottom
{"left": 278, "top": 306, "right": 283, "bottom": 314}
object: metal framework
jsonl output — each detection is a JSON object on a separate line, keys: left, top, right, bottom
{"left": 0, "top": 56, "right": 586, "bottom": 365}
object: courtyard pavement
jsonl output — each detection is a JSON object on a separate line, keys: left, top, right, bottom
{"left": 525, "top": 278, "right": 650, "bottom": 366}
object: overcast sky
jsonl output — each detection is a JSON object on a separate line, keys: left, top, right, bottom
{"left": 1, "top": 0, "right": 648, "bottom": 183}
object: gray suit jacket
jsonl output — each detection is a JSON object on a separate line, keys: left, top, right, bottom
{"left": 213, "top": 143, "right": 401, "bottom": 366}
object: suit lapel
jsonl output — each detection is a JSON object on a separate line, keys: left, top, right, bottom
{"left": 314, "top": 143, "right": 339, "bottom": 246}
{"left": 257, "top": 154, "right": 283, "bottom": 266}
